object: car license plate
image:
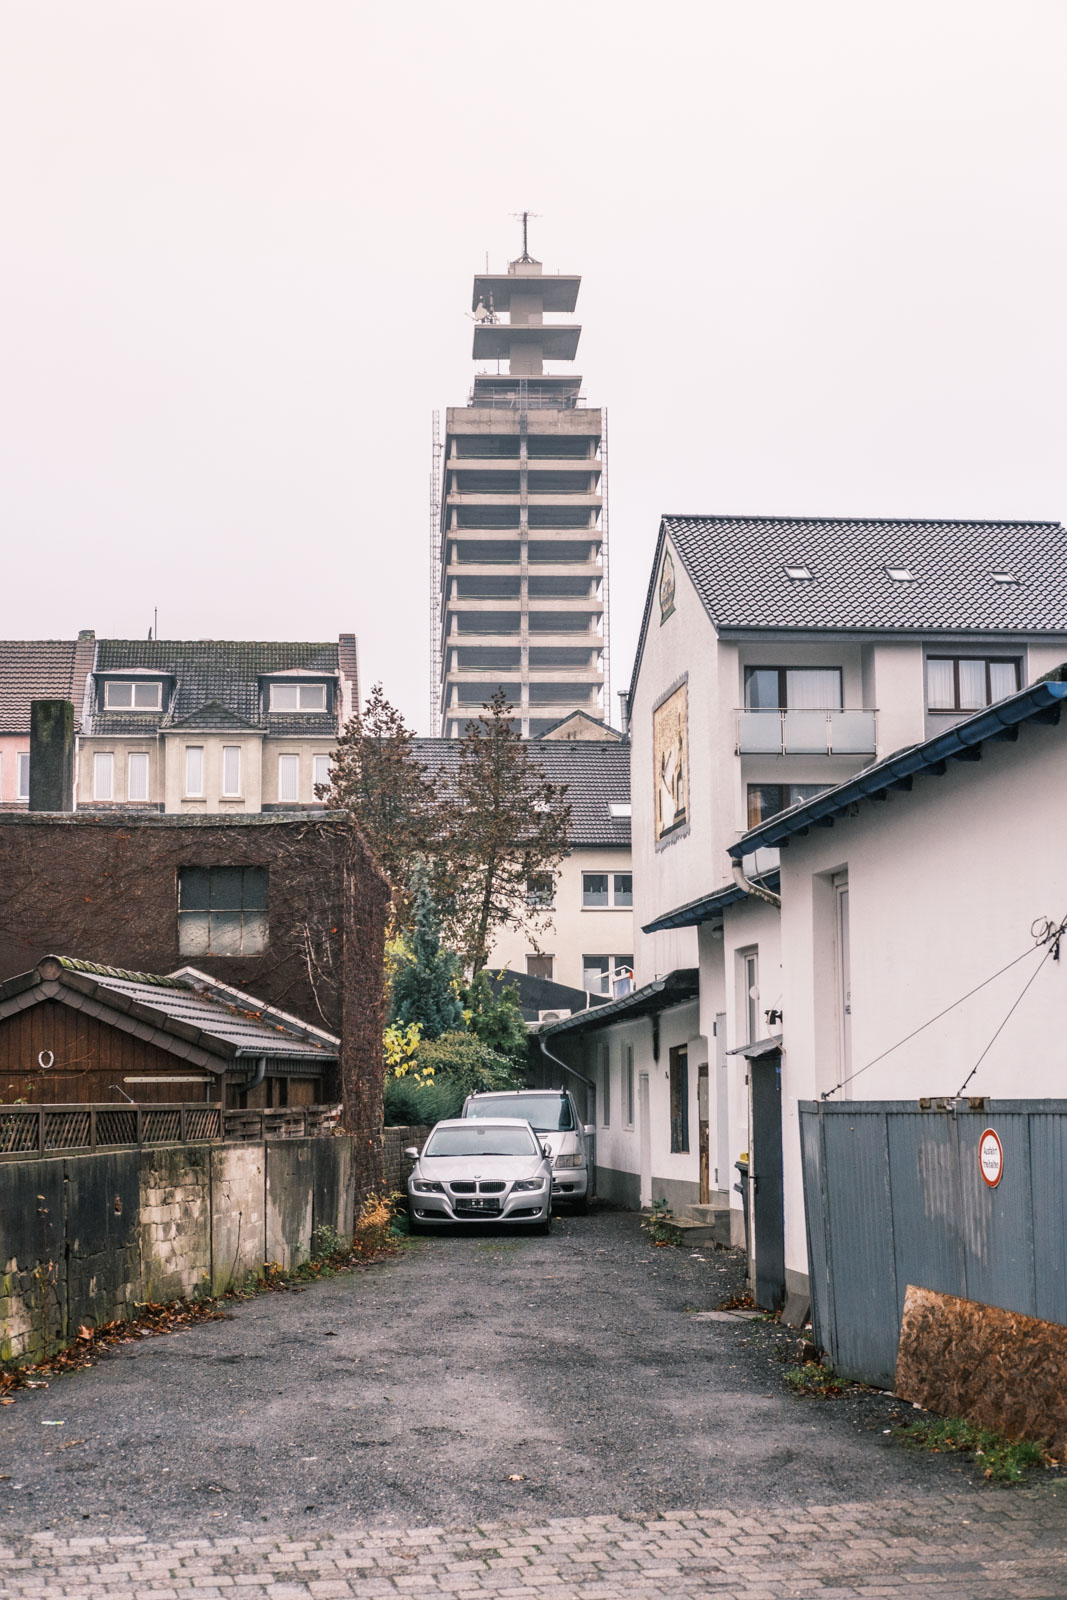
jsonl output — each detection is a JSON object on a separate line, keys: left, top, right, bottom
{"left": 456, "top": 1197, "right": 500, "bottom": 1213}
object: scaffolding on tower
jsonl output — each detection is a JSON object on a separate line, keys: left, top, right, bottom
{"left": 429, "top": 410, "right": 443, "bottom": 730}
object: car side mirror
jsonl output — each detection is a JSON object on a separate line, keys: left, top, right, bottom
{"left": 583, "top": 1125, "right": 595, "bottom": 1140}
{"left": 404, "top": 1146, "right": 419, "bottom": 1160}
{"left": 542, "top": 1144, "right": 552, "bottom": 1158}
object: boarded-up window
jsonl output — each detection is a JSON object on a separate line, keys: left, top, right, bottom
{"left": 178, "top": 866, "right": 268, "bottom": 956}
{"left": 669, "top": 1044, "right": 689, "bottom": 1153}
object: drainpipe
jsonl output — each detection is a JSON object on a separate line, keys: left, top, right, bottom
{"left": 238, "top": 1056, "right": 267, "bottom": 1098}
{"left": 731, "top": 857, "right": 782, "bottom": 910}
{"left": 538, "top": 1034, "right": 597, "bottom": 1197}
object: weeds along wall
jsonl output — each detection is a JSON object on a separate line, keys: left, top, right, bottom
{"left": 0, "top": 1137, "right": 356, "bottom": 1364}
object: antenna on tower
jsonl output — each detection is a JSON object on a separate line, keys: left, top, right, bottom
{"left": 510, "top": 210, "right": 541, "bottom": 263}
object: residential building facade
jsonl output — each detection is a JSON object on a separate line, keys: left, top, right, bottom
{"left": 0, "top": 634, "right": 95, "bottom": 808}
{"left": 541, "top": 514, "right": 1067, "bottom": 1305}
{"left": 413, "top": 736, "right": 632, "bottom": 1000}
{"left": 435, "top": 242, "right": 607, "bottom": 738}
{"left": 0, "top": 633, "right": 359, "bottom": 814}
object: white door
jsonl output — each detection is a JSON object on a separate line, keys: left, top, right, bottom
{"left": 638, "top": 1073, "right": 652, "bottom": 1208}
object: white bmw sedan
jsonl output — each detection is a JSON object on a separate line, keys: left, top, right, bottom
{"left": 406, "top": 1118, "right": 554, "bottom": 1234}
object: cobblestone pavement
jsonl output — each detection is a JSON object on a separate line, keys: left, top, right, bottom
{"left": 3, "top": 1493, "right": 1067, "bottom": 1598}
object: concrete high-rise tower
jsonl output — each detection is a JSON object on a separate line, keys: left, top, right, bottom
{"left": 432, "top": 228, "right": 607, "bottom": 738}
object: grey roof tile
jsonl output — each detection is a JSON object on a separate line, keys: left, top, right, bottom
{"left": 662, "top": 515, "right": 1067, "bottom": 635}
{"left": 89, "top": 639, "right": 343, "bottom": 736}
{"left": 413, "top": 737, "right": 631, "bottom": 848}
{"left": 0, "top": 641, "right": 79, "bottom": 733}
{"left": 45, "top": 957, "right": 338, "bottom": 1060}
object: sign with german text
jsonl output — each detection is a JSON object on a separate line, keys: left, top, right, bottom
{"left": 979, "top": 1127, "right": 1004, "bottom": 1188}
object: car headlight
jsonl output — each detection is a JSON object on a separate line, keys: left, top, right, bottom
{"left": 553, "top": 1152, "right": 582, "bottom": 1169}
{"left": 512, "top": 1178, "right": 546, "bottom": 1192}
{"left": 411, "top": 1179, "right": 444, "bottom": 1193}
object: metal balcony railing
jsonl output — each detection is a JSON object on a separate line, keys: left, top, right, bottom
{"left": 736, "top": 708, "right": 877, "bottom": 756}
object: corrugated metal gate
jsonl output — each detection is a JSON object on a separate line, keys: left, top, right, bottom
{"left": 799, "top": 1099, "right": 1067, "bottom": 1387}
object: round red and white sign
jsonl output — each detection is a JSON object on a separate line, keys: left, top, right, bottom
{"left": 979, "top": 1128, "right": 1004, "bottom": 1188}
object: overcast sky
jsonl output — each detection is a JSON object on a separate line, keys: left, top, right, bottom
{"left": 2, "top": 2, "right": 1064, "bottom": 731}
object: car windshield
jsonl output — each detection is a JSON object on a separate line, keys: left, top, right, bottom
{"left": 424, "top": 1124, "right": 539, "bottom": 1158}
{"left": 467, "top": 1094, "right": 575, "bottom": 1133}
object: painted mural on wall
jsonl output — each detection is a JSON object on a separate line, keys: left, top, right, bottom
{"left": 659, "top": 551, "right": 676, "bottom": 623}
{"left": 653, "top": 682, "right": 688, "bottom": 840}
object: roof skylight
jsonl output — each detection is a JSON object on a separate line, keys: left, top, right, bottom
{"left": 991, "top": 570, "right": 1019, "bottom": 585}
{"left": 783, "top": 563, "right": 813, "bottom": 581}
{"left": 885, "top": 565, "right": 915, "bottom": 583}
{"left": 609, "top": 802, "right": 632, "bottom": 819}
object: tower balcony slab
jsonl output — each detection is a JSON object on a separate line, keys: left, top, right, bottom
{"left": 471, "top": 324, "right": 582, "bottom": 361}
{"left": 472, "top": 274, "right": 581, "bottom": 314}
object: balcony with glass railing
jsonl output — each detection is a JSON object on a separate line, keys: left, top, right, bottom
{"left": 735, "top": 708, "right": 877, "bottom": 756}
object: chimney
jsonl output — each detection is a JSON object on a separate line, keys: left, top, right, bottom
{"left": 29, "top": 700, "right": 76, "bottom": 812}
{"left": 617, "top": 690, "right": 631, "bottom": 739}
{"left": 337, "top": 633, "right": 360, "bottom": 725}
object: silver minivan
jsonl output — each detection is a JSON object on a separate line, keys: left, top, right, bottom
{"left": 461, "top": 1088, "right": 592, "bottom": 1211}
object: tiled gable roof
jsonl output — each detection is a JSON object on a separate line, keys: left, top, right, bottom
{"left": 664, "top": 515, "right": 1067, "bottom": 635}
{"left": 0, "top": 640, "right": 80, "bottom": 733}
{"left": 413, "top": 737, "right": 631, "bottom": 848}
{"left": 0, "top": 955, "right": 340, "bottom": 1062}
{"left": 89, "top": 639, "right": 343, "bottom": 736}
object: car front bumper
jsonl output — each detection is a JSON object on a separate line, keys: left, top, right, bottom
{"left": 551, "top": 1169, "right": 589, "bottom": 1200}
{"left": 408, "top": 1186, "right": 551, "bottom": 1225}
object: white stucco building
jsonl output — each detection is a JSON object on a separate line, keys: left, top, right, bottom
{"left": 414, "top": 735, "right": 632, "bottom": 1003}
{"left": 540, "top": 513, "right": 1067, "bottom": 1311}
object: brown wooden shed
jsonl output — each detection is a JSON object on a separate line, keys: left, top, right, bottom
{"left": 0, "top": 956, "right": 339, "bottom": 1108}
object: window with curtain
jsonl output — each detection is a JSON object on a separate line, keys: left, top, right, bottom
{"left": 93, "top": 752, "right": 114, "bottom": 801}
{"left": 184, "top": 746, "right": 204, "bottom": 797}
{"left": 127, "top": 752, "right": 150, "bottom": 802}
{"left": 744, "top": 667, "right": 842, "bottom": 709}
{"left": 927, "top": 657, "right": 1020, "bottom": 712}
{"left": 277, "top": 754, "right": 300, "bottom": 802}
{"left": 222, "top": 746, "right": 241, "bottom": 797}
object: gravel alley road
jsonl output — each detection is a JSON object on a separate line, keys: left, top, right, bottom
{"left": 2, "top": 1209, "right": 1066, "bottom": 1596}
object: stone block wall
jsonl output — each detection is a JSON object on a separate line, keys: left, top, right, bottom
{"left": 0, "top": 1135, "right": 355, "bottom": 1363}
{"left": 383, "top": 1125, "right": 431, "bottom": 1196}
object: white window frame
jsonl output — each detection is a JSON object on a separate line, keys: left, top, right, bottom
{"left": 269, "top": 682, "right": 328, "bottom": 712}
{"left": 277, "top": 753, "right": 300, "bottom": 803}
{"left": 624, "top": 1042, "right": 635, "bottom": 1128}
{"left": 92, "top": 751, "right": 115, "bottom": 801}
{"left": 221, "top": 745, "right": 242, "bottom": 798}
{"left": 103, "top": 680, "right": 162, "bottom": 710}
{"left": 600, "top": 1044, "right": 611, "bottom": 1128}
{"left": 741, "top": 948, "right": 760, "bottom": 1045}
{"left": 525, "top": 953, "right": 554, "bottom": 981}
{"left": 184, "top": 745, "right": 205, "bottom": 799}
{"left": 582, "top": 872, "right": 634, "bottom": 910}
{"left": 16, "top": 752, "right": 29, "bottom": 801}
{"left": 312, "top": 753, "right": 331, "bottom": 795}
{"left": 127, "top": 751, "right": 150, "bottom": 802}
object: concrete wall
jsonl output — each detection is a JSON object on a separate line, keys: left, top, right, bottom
{"left": 0, "top": 1136, "right": 357, "bottom": 1363}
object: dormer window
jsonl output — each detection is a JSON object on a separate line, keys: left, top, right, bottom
{"left": 269, "top": 683, "right": 327, "bottom": 712}
{"left": 104, "top": 680, "right": 162, "bottom": 710}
